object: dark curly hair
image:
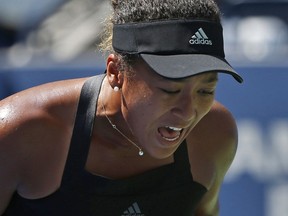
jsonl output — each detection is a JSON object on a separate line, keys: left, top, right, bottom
{"left": 111, "top": 0, "right": 221, "bottom": 24}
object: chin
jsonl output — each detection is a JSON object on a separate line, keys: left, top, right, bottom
{"left": 147, "top": 145, "right": 179, "bottom": 160}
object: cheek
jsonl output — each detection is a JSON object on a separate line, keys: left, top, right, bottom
{"left": 200, "top": 99, "right": 215, "bottom": 117}
{"left": 126, "top": 87, "right": 153, "bottom": 110}
{"left": 195, "top": 95, "right": 215, "bottom": 114}
{"left": 129, "top": 96, "right": 156, "bottom": 120}
{"left": 124, "top": 86, "right": 155, "bottom": 123}
{"left": 126, "top": 101, "right": 157, "bottom": 139}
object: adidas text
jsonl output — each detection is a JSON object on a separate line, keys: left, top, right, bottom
{"left": 189, "top": 38, "right": 212, "bottom": 45}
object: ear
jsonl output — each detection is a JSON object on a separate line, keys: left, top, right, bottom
{"left": 106, "top": 54, "right": 124, "bottom": 89}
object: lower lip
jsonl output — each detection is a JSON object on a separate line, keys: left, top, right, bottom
{"left": 156, "top": 130, "right": 183, "bottom": 148}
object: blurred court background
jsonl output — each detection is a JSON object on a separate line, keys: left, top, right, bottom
{"left": 0, "top": 0, "right": 287, "bottom": 215}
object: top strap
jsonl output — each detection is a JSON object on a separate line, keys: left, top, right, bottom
{"left": 61, "top": 74, "right": 105, "bottom": 184}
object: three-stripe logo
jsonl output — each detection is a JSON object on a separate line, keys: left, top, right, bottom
{"left": 122, "top": 202, "right": 145, "bottom": 216}
{"left": 189, "top": 28, "right": 213, "bottom": 45}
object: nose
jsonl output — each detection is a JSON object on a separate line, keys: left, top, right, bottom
{"left": 170, "top": 94, "right": 196, "bottom": 121}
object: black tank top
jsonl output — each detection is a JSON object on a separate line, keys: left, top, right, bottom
{"left": 3, "top": 74, "right": 207, "bottom": 216}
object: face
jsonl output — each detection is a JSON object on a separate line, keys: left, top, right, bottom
{"left": 120, "top": 60, "right": 218, "bottom": 159}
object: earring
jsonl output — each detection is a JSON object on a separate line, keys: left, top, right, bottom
{"left": 113, "top": 86, "right": 120, "bottom": 92}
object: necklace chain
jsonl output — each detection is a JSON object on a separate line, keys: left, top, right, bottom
{"left": 101, "top": 104, "right": 144, "bottom": 156}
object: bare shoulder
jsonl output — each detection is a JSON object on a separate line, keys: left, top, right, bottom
{"left": 197, "top": 100, "right": 238, "bottom": 146}
{"left": 186, "top": 101, "right": 238, "bottom": 215}
{"left": 0, "top": 77, "right": 88, "bottom": 139}
{"left": 188, "top": 100, "right": 238, "bottom": 156}
{"left": 3, "top": 76, "right": 90, "bottom": 120}
{"left": 0, "top": 77, "right": 88, "bottom": 212}
{"left": 186, "top": 100, "right": 238, "bottom": 188}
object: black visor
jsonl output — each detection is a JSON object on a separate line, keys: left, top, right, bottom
{"left": 113, "top": 19, "right": 243, "bottom": 83}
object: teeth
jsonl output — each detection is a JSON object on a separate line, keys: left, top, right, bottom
{"left": 166, "top": 126, "right": 183, "bottom": 131}
{"left": 162, "top": 136, "right": 180, "bottom": 142}
{"left": 158, "top": 126, "right": 183, "bottom": 142}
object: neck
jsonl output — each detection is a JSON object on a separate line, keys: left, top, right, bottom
{"left": 99, "top": 84, "right": 144, "bottom": 156}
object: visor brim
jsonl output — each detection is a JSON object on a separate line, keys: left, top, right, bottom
{"left": 141, "top": 54, "right": 243, "bottom": 83}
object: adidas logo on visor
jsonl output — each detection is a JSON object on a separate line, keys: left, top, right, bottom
{"left": 122, "top": 202, "right": 145, "bottom": 216}
{"left": 189, "top": 28, "right": 213, "bottom": 45}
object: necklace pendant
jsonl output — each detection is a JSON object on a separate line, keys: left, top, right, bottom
{"left": 102, "top": 103, "right": 144, "bottom": 157}
{"left": 139, "top": 150, "right": 144, "bottom": 156}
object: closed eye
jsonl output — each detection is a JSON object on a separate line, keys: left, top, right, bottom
{"left": 198, "top": 89, "right": 215, "bottom": 95}
{"left": 161, "top": 88, "right": 181, "bottom": 94}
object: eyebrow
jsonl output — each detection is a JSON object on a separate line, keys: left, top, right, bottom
{"left": 202, "top": 74, "right": 218, "bottom": 83}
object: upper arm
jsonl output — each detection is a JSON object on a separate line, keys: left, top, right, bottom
{"left": 187, "top": 101, "right": 238, "bottom": 215}
{"left": 0, "top": 79, "right": 83, "bottom": 214}
{"left": 0, "top": 101, "right": 22, "bottom": 214}
{"left": 0, "top": 79, "right": 84, "bottom": 214}
{"left": 0, "top": 152, "right": 19, "bottom": 215}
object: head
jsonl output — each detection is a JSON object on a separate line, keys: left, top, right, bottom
{"left": 100, "top": 0, "right": 242, "bottom": 158}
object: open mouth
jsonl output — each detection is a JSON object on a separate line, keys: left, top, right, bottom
{"left": 158, "top": 126, "right": 183, "bottom": 142}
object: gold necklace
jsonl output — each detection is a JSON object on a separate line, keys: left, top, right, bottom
{"left": 101, "top": 104, "right": 144, "bottom": 156}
